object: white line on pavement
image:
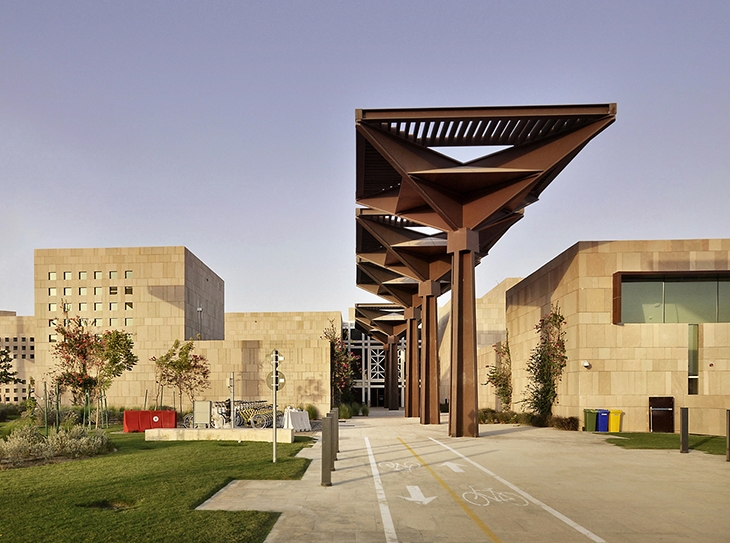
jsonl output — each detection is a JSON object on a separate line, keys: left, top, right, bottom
{"left": 365, "top": 437, "right": 399, "bottom": 543}
{"left": 430, "top": 437, "right": 607, "bottom": 543}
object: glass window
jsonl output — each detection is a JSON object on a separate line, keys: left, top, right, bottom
{"left": 93, "top": 318, "right": 102, "bottom": 327}
{"left": 125, "top": 302, "right": 133, "bottom": 310}
{"left": 125, "top": 270, "right": 133, "bottom": 279}
{"left": 48, "top": 287, "right": 56, "bottom": 296}
{"left": 665, "top": 281, "right": 717, "bottom": 323}
{"left": 48, "top": 303, "right": 57, "bottom": 312}
{"left": 49, "top": 334, "right": 57, "bottom": 343}
{"left": 48, "top": 272, "right": 57, "bottom": 280}
{"left": 688, "top": 324, "right": 699, "bottom": 395}
{"left": 63, "top": 303, "right": 71, "bottom": 312}
{"left": 79, "top": 271, "right": 87, "bottom": 280}
{"left": 79, "top": 303, "right": 87, "bottom": 311}
{"left": 621, "top": 281, "right": 663, "bottom": 323}
{"left": 94, "top": 287, "right": 102, "bottom": 296}
{"left": 125, "top": 286, "right": 133, "bottom": 295}
{"left": 109, "top": 318, "right": 118, "bottom": 326}
{"left": 125, "top": 318, "right": 133, "bottom": 326}
{"left": 109, "top": 286, "right": 118, "bottom": 295}
{"left": 94, "top": 302, "right": 102, "bottom": 311}
{"left": 109, "top": 302, "right": 118, "bottom": 311}
{"left": 719, "top": 281, "right": 730, "bottom": 323}
{"left": 94, "top": 271, "right": 102, "bottom": 279}
{"left": 109, "top": 271, "right": 118, "bottom": 279}
{"left": 63, "top": 287, "right": 72, "bottom": 296}
{"left": 79, "top": 287, "right": 87, "bottom": 295}
{"left": 63, "top": 271, "right": 72, "bottom": 280}
{"left": 49, "top": 319, "right": 57, "bottom": 327}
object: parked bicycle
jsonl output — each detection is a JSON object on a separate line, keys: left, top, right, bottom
{"left": 182, "top": 399, "right": 282, "bottom": 429}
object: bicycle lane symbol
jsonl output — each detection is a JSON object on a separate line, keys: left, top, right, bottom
{"left": 461, "top": 486, "right": 529, "bottom": 507}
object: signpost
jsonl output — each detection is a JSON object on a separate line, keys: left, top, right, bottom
{"left": 270, "top": 350, "right": 284, "bottom": 463}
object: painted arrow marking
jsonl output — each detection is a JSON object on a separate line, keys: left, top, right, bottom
{"left": 439, "top": 462, "right": 464, "bottom": 473}
{"left": 402, "top": 485, "right": 437, "bottom": 505}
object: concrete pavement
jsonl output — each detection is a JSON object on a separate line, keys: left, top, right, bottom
{"left": 197, "top": 408, "right": 730, "bottom": 543}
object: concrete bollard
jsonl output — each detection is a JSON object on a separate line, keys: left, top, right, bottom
{"left": 321, "top": 414, "right": 332, "bottom": 486}
{"left": 680, "top": 407, "right": 689, "bottom": 454}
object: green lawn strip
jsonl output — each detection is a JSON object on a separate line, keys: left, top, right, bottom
{"left": 0, "top": 432, "right": 313, "bottom": 543}
{"left": 605, "top": 432, "right": 726, "bottom": 455}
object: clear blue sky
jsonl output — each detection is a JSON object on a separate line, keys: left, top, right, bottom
{"left": 2, "top": 1, "right": 729, "bottom": 318}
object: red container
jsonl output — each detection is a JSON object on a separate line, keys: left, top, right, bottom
{"left": 123, "top": 410, "right": 176, "bottom": 432}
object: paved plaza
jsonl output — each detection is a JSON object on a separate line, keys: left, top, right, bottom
{"left": 198, "top": 409, "right": 730, "bottom": 543}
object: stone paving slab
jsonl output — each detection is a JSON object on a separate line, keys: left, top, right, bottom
{"left": 198, "top": 409, "right": 730, "bottom": 543}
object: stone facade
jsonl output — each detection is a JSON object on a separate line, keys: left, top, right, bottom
{"left": 505, "top": 239, "right": 730, "bottom": 435}
{"left": 0, "top": 247, "right": 334, "bottom": 416}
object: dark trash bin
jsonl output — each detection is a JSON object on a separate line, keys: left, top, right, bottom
{"left": 584, "top": 409, "right": 598, "bottom": 432}
{"left": 596, "top": 409, "right": 609, "bottom": 432}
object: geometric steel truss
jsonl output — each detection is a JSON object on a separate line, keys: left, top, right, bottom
{"left": 356, "top": 104, "right": 616, "bottom": 436}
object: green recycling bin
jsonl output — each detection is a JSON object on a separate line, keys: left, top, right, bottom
{"left": 608, "top": 409, "right": 623, "bottom": 432}
{"left": 584, "top": 409, "right": 598, "bottom": 432}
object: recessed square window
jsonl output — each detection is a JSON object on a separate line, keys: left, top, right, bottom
{"left": 48, "top": 272, "right": 57, "bottom": 280}
{"left": 125, "top": 270, "right": 133, "bottom": 279}
{"left": 48, "top": 303, "right": 57, "bottom": 312}
{"left": 48, "top": 287, "right": 57, "bottom": 296}
{"left": 125, "top": 286, "right": 133, "bottom": 295}
{"left": 109, "top": 318, "right": 118, "bottom": 326}
{"left": 79, "top": 303, "right": 87, "bottom": 311}
{"left": 109, "top": 286, "right": 118, "bottom": 295}
{"left": 124, "top": 318, "right": 133, "bottom": 326}
{"left": 63, "top": 287, "right": 72, "bottom": 296}
{"left": 94, "top": 302, "right": 102, "bottom": 312}
{"left": 63, "top": 271, "right": 72, "bottom": 280}
{"left": 49, "top": 319, "right": 57, "bottom": 327}
{"left": 109, "top": 302, "right": 118, "bottom": 311}
{"left": 49, "top": 334, "right": 57, "bottom": 343}
{"left": 94, "top": 287, "right": 102, "bottom": 295}
{"left": 63, "top": 303, "right": 71, "bottom": 312}
{"left": 79, "top": 287, "right": 87, "bottom": 295}
{"left": 94, "top": 271, "right": 102, "bottom": 279}
{"left": 30, "top": 354, "right": 34, "bottom": 360}
{"left": 79, "top": 271, "right": 87, "bottom": 280}
{"left": 109, "top": 271, "right": 118, "bottom": 279}
{"left": 93, "top": 318, "right": 102, "bottom": 327}
{"left": 125, "top": 302, "right": 133, "bottom": 310}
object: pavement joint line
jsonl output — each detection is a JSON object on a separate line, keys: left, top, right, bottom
{"left": 398, "top": 437, "right": 504, "bottom": 543}
{"left": 429, "top": 437, "right": 608, "bottom": 543}
{"left": 365, "top": 436, "right": 399, "bottom": 543}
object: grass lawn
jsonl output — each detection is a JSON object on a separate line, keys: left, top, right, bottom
{"left": 605, "top": 432, "right": 727, "bottom": 455}
{"left": 0, "top": 428, "right": 313, "bottom": 543}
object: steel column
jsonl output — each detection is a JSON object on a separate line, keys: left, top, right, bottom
{"left": 420, "top": 281, "right": 440, "bottom": 424}
{"left": 385, "top": 336, "right": 400, "bottom": 410}
{"left": 404, "top": 306, "right": 421, "bottom": 417}
{"left": 448, "top": 229, "right": 479, "bottom": 437}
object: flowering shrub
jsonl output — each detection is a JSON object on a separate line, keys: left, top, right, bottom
{"left": 486, "top": 333, "right": 512, "bottom": 409}
{"left": 151, "top": 339, "right": 210, "bottom": 412}
{"left": 523, "top": 305, "right": 568, "bottom": 420}
{"left": 321, "top": 320, "right": 359, "bottom": 405}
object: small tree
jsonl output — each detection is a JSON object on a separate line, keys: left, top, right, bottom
{"left": 0, "top": 348, "right": 21, "bottom": 385}
{"left": 52, "top": 315, "right": 138, "bottom": 426}
{"left": 486, "top": 332, "right": 512, "bottom": 410}
{"left": 151, "top": 339, "right": 210, "bottom": 413}
{"left": 322, "top": 320, "right": 358, "bottom": 405}
{"left": 523, "top": 305, "right": 568, "bottom": 422}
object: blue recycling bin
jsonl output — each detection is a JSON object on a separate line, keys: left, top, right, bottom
{"left": 596, "top": 409, "right": 609, "bottom": 432}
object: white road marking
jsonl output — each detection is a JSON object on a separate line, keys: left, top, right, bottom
{"left": 439, "top": 461, "right": 465, "bottom": 473}
{"left": 365, "top": 437, "right": 399, "bottom": 543}
{"left": 430, "top": 437, "right": 607, "bottom": 543}
{"left": 402, "top": 485, "right": 437, "bottom": 505}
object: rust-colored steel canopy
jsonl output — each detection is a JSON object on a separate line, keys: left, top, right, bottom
{"left": 356, "top": 104, "right": 617, "bottom": 233}
{"left": 354, "top": 303, "right": 407, "bottom": 345}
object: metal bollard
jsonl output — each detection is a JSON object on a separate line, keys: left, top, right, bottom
{"left": 321, "top": 414, "right": 332, "bottom": 486}
{"left": 680, "top": 407, "right": 689, "bottom": 454}
{"left": 330, "top": 408, "right": 339, "bottom": 459}
{"left": 726, "top": 410, "right": 729, "bottom": 462}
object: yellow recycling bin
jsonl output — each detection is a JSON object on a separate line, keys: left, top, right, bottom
{"left": 608, "top": 409, "right": 622, "bottom": 432}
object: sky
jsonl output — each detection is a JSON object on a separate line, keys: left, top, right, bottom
{"left": 1, "top": 1, "right": 729, "bottom": 319}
